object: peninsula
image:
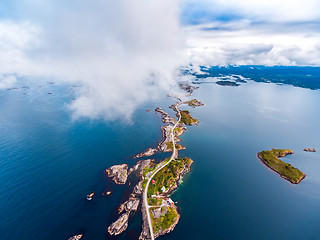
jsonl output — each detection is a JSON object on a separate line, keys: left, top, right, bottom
{"left": 105, "top": 97, "right": 203, "bottom": 239}
{"left": 257, "top": 149, "right": 306, "bottom": 184}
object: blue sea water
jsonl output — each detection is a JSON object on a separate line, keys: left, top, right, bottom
{"left": 1, "top": 67, "right": 320, "bottom": 240}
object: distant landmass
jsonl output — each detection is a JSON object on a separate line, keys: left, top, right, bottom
{"left": 184, "top": 65, "right": 320, "bottom": 90}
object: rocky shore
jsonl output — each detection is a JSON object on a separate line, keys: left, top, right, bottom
{"left": 135, "top": 148, "right": 158, "bottom": 158}
{"left": 107, "top": 159, "right": 153, "bottom": 236}
{"left": 107, "top": 212, "right": 130, "bottom": 235}
{"left": 155, "top": 107, "right": 177, "bottom": 125}
{"left": 107, "top": 196, "right": 141, "bottom": 236}
{"left": 154, "top": 209, "right": 180, "bottom": 239}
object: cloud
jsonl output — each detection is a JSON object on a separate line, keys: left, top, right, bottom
{"left": 0, "top": 75, "right": 17, "bottom": 90}
{"left": 185, "top": 20, "right": 320, "bottom": 66}
{"left": 1, "top": 0, "right": 320, "bottom": 118}
{"left": 181, "top": 0, "right": 320, "bottom": 67}
{"left": 0, "top": 0, "right": 184, "bottom": 121}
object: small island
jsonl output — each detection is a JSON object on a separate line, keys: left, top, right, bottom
{"left": 216, "top": 80, "right": 240, "bottom": 86}
{"left": 186, "top": 99, "right": 204, "bottom": 107}
{"left": 303, "top": 148, "right": 317, "bottom": 152}
{"left": 257, "top": 149, "right": 306, "bottom": 184}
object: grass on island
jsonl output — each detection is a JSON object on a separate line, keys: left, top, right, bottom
{"left": 174, "top": 127, "right": 183, "bottom": 136}
{"left": 147, "top": 157, "right": 192, "bottom": 199}
{"left": 150, "top": 207, "right": 179, "bottom": 234}
{"left": 186, "top": 99, "right": 204, "bottom": 107}
{"left": 258, "top": 149, "right": 306, "bottom": 184}
{"left": 141, "top": 158, "right": 171, "bottom": 189}
{"left": 141, "top": 166, "right": 156, "bottom": 189}
{"left": 148, "top": 197, "right": 163, "bottom": 206}
{"left": 166, "top": 141, "right": 185, "bottom": 151}
{"left": 179, "top": 110, "right": 199, "bottom": 125}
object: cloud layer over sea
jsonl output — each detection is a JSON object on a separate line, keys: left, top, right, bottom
{"left": 0, "top": 0, "right": 320, "bottom": 120}
{"left": 0, "top": 0, "right": 183, "bottom": 121}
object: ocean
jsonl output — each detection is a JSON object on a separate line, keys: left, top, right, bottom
{"left": 0, "top": 66, "right": 320, "bottom": 240}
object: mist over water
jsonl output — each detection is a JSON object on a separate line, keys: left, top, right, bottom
{"left": 0, "top": 0, "right": 184, "bottom": 121}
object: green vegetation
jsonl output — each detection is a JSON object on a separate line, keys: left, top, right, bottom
{"left": 147, "top": 158, "right": 192, "bottom": 198}
{"left": 142, "top": 166, "right": 156, "bottom": 179}
{"left": 148, "top": 197, "right": 163, "bottom": 206}
{"left": 179, "top": 110, "right": 199, "bottom": 125}
{"left": 150, "top": 207, "right": 179, "bottom": 234}
{"left": 258, "top": 149, "right": 306, "bottom": 184}
{"left": 186, "top": 99, "right": 204, "bottom": 107}
{"left": 174, "top": 127, "right": 183, "bottom": 136}
{"left": 141, "top": 165, "right": 156, "bottom": 189}
{"left": 166, "top": 141, "right": 185, "bottom": 151}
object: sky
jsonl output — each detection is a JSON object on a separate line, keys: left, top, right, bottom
{"left": 183, "top": 0, "right": 320, "bottom": 66}
{"left": 0, "top": 0, "right": 319, "bottom": 120}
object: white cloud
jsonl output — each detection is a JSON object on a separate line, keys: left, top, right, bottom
{"left": 185, "top": 20, "right": 320, "bottom": 66}
{"left": 0, "top": 0, "right": 184, "bottom": 121}
{"left": 182, "top": 0, "right": 320, "bottom": 67}
{"left": 1, "top": 0, "right": 320, "bottom": 118}
{"left": 0, "top": 75, "right": 17, "bottom": 90}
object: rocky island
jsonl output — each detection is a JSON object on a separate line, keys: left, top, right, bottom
{"left": 303, "top": 148, "right": 317, "bottom": 152}
{"left": 107, "top": 196, "right": 140, "bottom": 235}
{"left": 257, "top": 149, "right": 306, "bottom": 184}
{"left": 106, "top": 164, "right": 128, "bottom": 184}
{"left": 186, "top": 99, "right": 204, "bottom": 107}
{"left": 135, "top": 148, "right": 158, "bottom": 158}
{"left": 105, "top": 97, "right": 204, "bottom": 239}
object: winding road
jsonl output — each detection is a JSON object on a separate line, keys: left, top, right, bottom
{"left": 143, "top": 103, "right": 182, "bottom": 240}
